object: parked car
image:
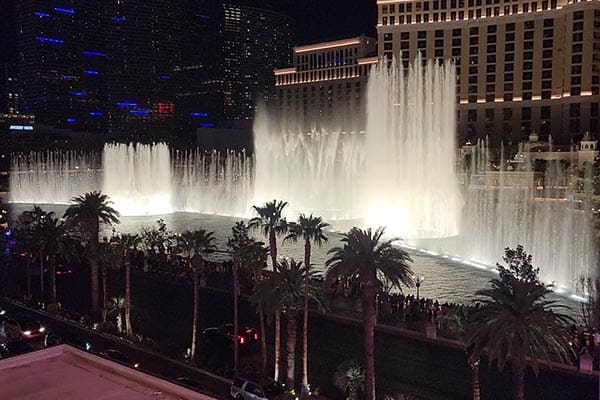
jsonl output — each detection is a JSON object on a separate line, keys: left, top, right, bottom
{"left": 176, "top": 377, "right": 208, "bottom": 392}
{"left": 2, "top": 317, "right": 46, "bottom": 341}
{"left": 203, "top": 324, "right": 259, "bottom": 345}
{"left": 230, "top": 376, "right": 287, "bottom": 400}
{"left": 18, "top": 317, "right": 47, "bottom": 340}
{"left": 100, "top": 348, "right": 140, "bottom": 369}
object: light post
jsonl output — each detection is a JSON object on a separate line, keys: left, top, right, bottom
{"left": 414, "top": 275, "right": 424, "bottom": 300}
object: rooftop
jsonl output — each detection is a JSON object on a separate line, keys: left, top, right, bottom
{"left": 0, "top": 345, "right": 216, "bottom": 400}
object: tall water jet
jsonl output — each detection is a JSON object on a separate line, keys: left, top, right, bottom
{"left": 253, "top": 109, "right": 364, "bottom": 220}
{"left": 173, "top": 149, "right": 253, "bottom": 216}
{"left": 9, "top": 150, "right": 99, "bottom": 204}
{"left": 102, "top": 143, "right": 173, "bottom": 216}
{"left": 362, "top": 58, "right": 462, "bottom": 238}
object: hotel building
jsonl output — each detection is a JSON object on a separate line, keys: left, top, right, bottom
{"left": 273, "top": 36, "right": 377, "bottom": 131}
{"left": 377, "top": 0, "right": 600, "bottom": 144}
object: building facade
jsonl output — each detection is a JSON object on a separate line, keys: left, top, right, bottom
{"left": 273, "top": 36, "right": 377, "bottom": 131}
{"left": 377, "top": 0, "right": 600, "bottom": 144}
{"left": 14, "top": 1, "right": 182, "bottom": 137}
{"left": 9, "top": 1, "right": 293, "bottom": 140}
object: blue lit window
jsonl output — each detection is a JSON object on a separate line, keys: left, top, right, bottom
{"left": 199, "top": 123, "right": 215, "bottom": 128}
{"left": 111, "top": 16, "right": 126, "bottom": 22}
{"left": 159, "top": 75, "right": 171, "bottom": 80}
{"left": 83, "top": 51, "right": 106, "bottom": 57}
{"left": 36, "top": 36, "right": 64, "bottom": 44}
{"left": 34, "top": 12, "right": 50, "bottom": 18}
{"left": 84, "top": 70, "right": 99, "bottom": 75}
{"left": 117, "top": 102, "right": 137, "bottom": 107}
{"left": 54, "top": 7, "right": 75, "bottom": 14}
{"left": 89, "top": 111, "right": 103, "bottom": 117}
{"left": 190, "top": 112, "right": 208, "bottom": 117}
{"left": 71, "top": 91, "right": 86, "bottom": 97}
{"left": 66, "top": 118, "right": 76, "bottom": 123}
{"left": 196, "top": 14, "right": 210, "bottom": 19}
{"left": 129, "top": 109, "right": 150, "bottom": 115}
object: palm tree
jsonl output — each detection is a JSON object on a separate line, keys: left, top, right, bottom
{"left": 111, "top": 234, "right": 141, "bottom": 336}
{"left": 13, "top": 206, "right": 53, "bottom": 301}
{"left": 251, "top": 272, "right": 284, "bottom": 381}
{"left": 443, "top": 306, "right": 481, "bottom": 400}
{"left": 30, "top": 216, "right": 79, "bottom": 305}
{"left": 285, "top": 214, "right": 329, "bottom": 392}
{"left": 248, "top": 200, "right": 288, "bottom": 269}
{"left": 467, "top": 246, "right": 575, "bottom": 400}
{"left": 333, "top": 360, "right": 365, "bottom": 400}
{"left": 326, "top": 227, "right": 414, "bottom": 400}
{"left": 228, "top": 221, "right": 268, "bottom": 373}
{"left": 104, "top": 296, "right": 125, "bottom": 333}
{"left": 64, "top": 191, "right": 120, "bottom": 316}
{"left": 177, "top": 229, "right": 216, "bottom": 362}
{"left": 98, "top": 239, "right": 121, "bottom": 321}
{"left": 276, "top": 258, "right": 323, "bottom": 389}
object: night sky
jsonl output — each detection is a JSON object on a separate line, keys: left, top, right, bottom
{"left": 276, "top": 0, "right": 377, "bottom": 44}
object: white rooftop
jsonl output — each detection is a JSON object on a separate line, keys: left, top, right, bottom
{"left": 0, "top": 345, "right": 216, "bottom": 400}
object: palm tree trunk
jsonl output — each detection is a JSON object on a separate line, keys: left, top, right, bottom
{"left": 512, "top": 363, "right": 525, "bottom": 400}
{"left": 274, "top": 308, "right": 281, "bottom": 382}
{"left": 49, "top": 255, "right": 57, "bottom": 304}
{"left": 39, "top": 253, "right": 45, "bottom": 302}
{"left": 302, "top": 240, "right": 311, "bottom": 392}
{"left": 269, "top": 229, "right": 277, "bottom": 270}
{"left": 190, "top": 260, "right": 200, "bottom": 362}
{"left": 233, "top": 261, "right": 240, "bottom": 373}
{"left": 471, "top": 362, "right": 481, "bottom": 400}
{"left": 26, "top": 255, "right": 32, "bottom": 300}
{"left": 125, "top": 252, "right": 133, "bottom": 336}
{"left": 259, "top": 308, "right": 267, "bottom": 376}
{"left": 101, "top": 265, "right": 108, "bottom": 322}
{"left": 90, "top": 222, "right": 100, "bottom": 316}
{"left": 362, "top": 281, "right": 377, "bottom": 400}
{"left": 286, "top": 309, "right": 298, "bottom": 388}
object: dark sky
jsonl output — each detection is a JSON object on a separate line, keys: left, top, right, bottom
{"left": 277, "top": 0, "right": 377, "bottom": 44}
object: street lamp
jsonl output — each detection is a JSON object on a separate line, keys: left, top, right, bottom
{"left": 414, "top": 275, "right": 424, "bottom": 300}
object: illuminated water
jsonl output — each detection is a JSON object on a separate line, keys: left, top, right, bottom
{"left": 8, "top": 58, "right": 596, "bottom": 293}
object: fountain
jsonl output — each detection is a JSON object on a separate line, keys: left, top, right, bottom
{"left": 102, "top": 143, "right": 173, "bottom": 216}
{"left": 7, "top": 57, "right": 596, "bottom": 293}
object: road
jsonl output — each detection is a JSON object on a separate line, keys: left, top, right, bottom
{"left": 0, "top": 297, "right": 234, "bottom": 400}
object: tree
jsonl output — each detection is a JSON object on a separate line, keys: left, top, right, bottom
{"left": 443, "top": 306, "right": 481, "bottom": 400}
{"left": 333, "top": 360, "right": 365, "bottom": 400}
{"left": 248, "top": 200, "right": 288, "bottom": 269}
{"left": 30, "top": 216, "right": 79, "bottom": 305}
{"left": 104, "top": 297, "right": 125, "bottom": 333}
{"left": 326, "top": 227, "right": 414, "bottom": 400}
{"left": 467, "top": 245, "right": 575, "bottom": 400}
{"left": 284, "top": 214, "right": 329, "bottom": 392}
{"left": 275, "top": 258, "right": 323, "bottom": 389}
{"left": 64, "top": 192, "right": 120, "bottom": 316}
{"left": 228, "top": 221, "right": 268, "bottom": 373}
{"left": 98, "top": 239, "right": 121, "bottom": 322}
{"left": 251, "top": 272, "right": 284, "bottom": 381}
{"left": 177, "top": 229, "right": 216, "bottom": 362}
{"left": 13, "top": 206, "right": 53, "bottom": 301}
{"left": 111, "top": 234, "right": 142, "bottom": 336}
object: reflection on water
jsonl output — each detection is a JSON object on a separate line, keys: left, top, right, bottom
{"left": 8, "top": 206, "right": 580, "bottom": 315}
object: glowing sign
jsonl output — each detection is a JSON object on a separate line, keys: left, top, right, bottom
{"left": 34, "top": 12, "right": 50, "bottom": 18}
{"left": 54, "top": 7, "right": 75, "bottom": 14}
{"left": 83, "top": 51, "right": 106, "bottom": 57}
{"left": 117, "top": 102, "right": 137, "bottom": 107}
{"left": 36, "top": 36, "right": 63, "bottom": 44}
{"left": 190, "top": 112, "right": 208, "bottom": 117}
{"left": 129, "top": 109, "right": 150, "bottom": 115}
{"left": 84, "top": 70, "right": 98, "bottom": 75}
{"left": 9, "top": 125, "right": 34, "bottom": 131}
